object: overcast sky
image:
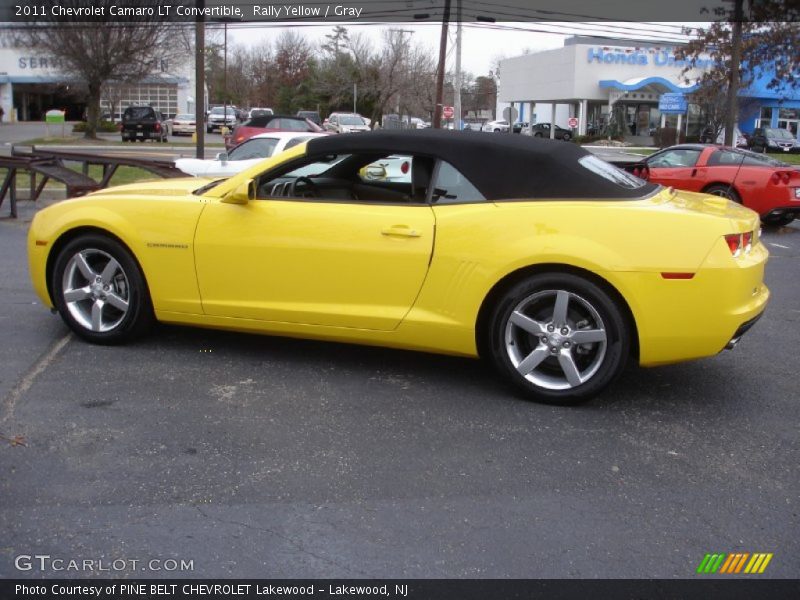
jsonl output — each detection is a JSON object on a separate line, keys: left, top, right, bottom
{"left": 222, "top": 21, "right": 698, "bottom": 78}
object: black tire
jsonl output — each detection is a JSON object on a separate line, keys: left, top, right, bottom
{"left": 562, "top": 132, "right": 571, "bottom": 141}
{"left": 704, "top": 184, "right": 742, "bottom": 203}
{"left": 762, "top": 214, "right": 795, "bottom": 228}
{"left": 51, "top": 234, "right": 154, "bottom": 344}
{"left": 206, "top": 126, "right": 212, "bottom": 134}
{"left": 485, "top": 273, "right": 630, "bottom": 404}
{"left": 534, "top": 132, "right": 543, "bottom": 138}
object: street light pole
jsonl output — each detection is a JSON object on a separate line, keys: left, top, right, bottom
{"left": 433, "top": 0, "right": 451, "bottom": 129}
{"left": 223, "top": 21, "right": 228, "bottom": 136}
{"left": 194, "top": 0, "right": 205, "bottom": 159}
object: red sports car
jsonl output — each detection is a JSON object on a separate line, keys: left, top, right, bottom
{"left": 633, "top": 144, "right": 800, "bottom": 227}
{"left": 225, "top": 115, "right": 325, "bottom": 150}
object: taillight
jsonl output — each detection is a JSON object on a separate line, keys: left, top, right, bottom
{"left": 401, "top": 161, "right": 410, "bottom": 174}
{"left": 154, "top": 123, "right": 161, "bottom": 132}
{"left": 742, "top": 231, "right": 753, "bottom": 252}
{"left": 725, "top": 231, "right": 755, "bottom": 257}
{"left": 771, "top": 170, "right": 794, "bottom": 184}
{"left": 725, "top": 233, "right": 742, "bottom": 257}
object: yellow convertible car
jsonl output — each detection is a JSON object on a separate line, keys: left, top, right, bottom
{"left": 28, "top": 130, "right": 769, "bottom": 403}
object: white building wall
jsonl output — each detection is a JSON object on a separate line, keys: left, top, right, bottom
{"left": 0, "top": 47, "right": 197, "bottom": 120}
{"left": 499, "top": 43, "right": 711, "bottom": 103}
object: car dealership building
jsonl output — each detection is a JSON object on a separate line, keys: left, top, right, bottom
{"left": 0, "top": 42, "right": 199, "bottom": 122}
{"left": 498, "top": 36, "right": 800, "bottom": 142}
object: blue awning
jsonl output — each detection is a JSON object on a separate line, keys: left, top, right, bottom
{"left": 599, "top": 77, "right": 699, "bottom": 93}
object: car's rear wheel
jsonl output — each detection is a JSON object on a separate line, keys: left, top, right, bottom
{"left": 487, "top": 273, "right": 629, "bottom": 404}
{"left": 704, "top": 184, "right": 741, "bottom": 203}
{"left": 562, "top": 132, "right": 572, "bottom": 141}
{"left": 52, "top": 235, "right": 154, "bottom": 344}
{"left": 534, "top": 132, "right": 543, "bottom": 137}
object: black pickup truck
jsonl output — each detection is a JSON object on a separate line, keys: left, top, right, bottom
{"left": 121, "top": 106, "right": 170, "bottom": 142}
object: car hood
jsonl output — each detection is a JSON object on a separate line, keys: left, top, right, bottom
{"left": 85, "top": 177, "right": 213, "bottom": 198}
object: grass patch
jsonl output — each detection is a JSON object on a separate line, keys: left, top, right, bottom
{"left": 767, "top": 152, "right": 800, "bottom": 165}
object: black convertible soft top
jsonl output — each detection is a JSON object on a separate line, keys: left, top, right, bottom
{"left": 306, "top": 129, "right": 657, "bottom": 201}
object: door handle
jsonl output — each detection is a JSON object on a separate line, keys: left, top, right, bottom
{"left": 381, "top": 225, "right": 421, "bottom": 238}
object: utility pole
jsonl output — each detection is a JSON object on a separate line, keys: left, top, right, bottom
{"left": 724, "top": 0, "right": 744, "bottom": 147}
{"left": 454, "top": 0, "right": 462, "bottom": 131}
{"left": 433, "top": 0, "right": 451, "bottom": 129}
{"left": 194, "top": 0, "right": 205, "bottom": 159}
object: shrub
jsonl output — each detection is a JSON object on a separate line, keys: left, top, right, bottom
{"left": 72, "top": 120, "right": 119, "bottom": 133}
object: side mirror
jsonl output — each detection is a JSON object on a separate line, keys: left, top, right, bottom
{"left": 215, "top": 152, "right": 228, "bottom": 163}
{"left": 221, "top": 178, "right": 255, "bottom": 205}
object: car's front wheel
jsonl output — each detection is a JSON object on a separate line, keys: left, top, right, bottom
{"left": 486, "top": 273, "right": 630, "bottom": 404}
{"left": 562, "top": 132, "right": 572, "bottom": 141}
{"left": 52, "top": 235, "right": 154, "bottom": 344}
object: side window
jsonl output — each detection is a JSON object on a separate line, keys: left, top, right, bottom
{"left": 229, "top": 138, "right": 278, "bottom": 160}
{"left": 648, "top": 149, "right": 701, "bottom": 168}
{"left": 706, "top": 150, "right": 743, "bottom": 166}
{"left": 255, "top": 154, "right": 349, "bottom": 199}
{"left": 430, "top": 161, "right": 486, "bottom": 204}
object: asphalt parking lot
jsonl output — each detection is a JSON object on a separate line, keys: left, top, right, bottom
{"left": 0, "top": 200, "right": 798, "bottom": 579}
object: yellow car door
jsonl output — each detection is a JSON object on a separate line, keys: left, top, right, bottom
{"left": 193, "top": 198, "right": 435, "bottom": 330}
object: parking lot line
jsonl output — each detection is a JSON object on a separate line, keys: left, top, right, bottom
{"left": 0, "top": 332, "right": 71, "bottom": 425}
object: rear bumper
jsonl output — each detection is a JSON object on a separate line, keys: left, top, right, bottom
{"left": 625, "top": 238, "right": 770, "bottom": 367}
{"left": 724, "top": 312, "right": 764, "bottom": 350}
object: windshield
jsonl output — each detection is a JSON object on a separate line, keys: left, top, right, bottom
{"left": 579, "top": 155, "right": 649, "bottom": 189}
{"left": 340, "top": 116, "right": 366, "bottom": 126}
{"left": 764, "top": 128, "right": 794, "bottom": 140}
{"left": 175, "top": 114, "right": 194, "bottom": 120}
{"left": 211, "top": 107, "right": 235, "bottom": 115}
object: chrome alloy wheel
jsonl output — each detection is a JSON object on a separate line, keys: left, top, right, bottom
{"left": 61, "top": 248, "right": 130, "bottom": 333}
{"left": 504, "top": 290, "right": 607, "bottom": 390}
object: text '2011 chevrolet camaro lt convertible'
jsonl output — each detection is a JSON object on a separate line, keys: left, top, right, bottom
{"left": 28, "top": 130, "right": 769, "bottom": 404}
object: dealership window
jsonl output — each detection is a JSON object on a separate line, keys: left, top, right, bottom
{"left": 756, "top": 106, "right": 774, "bottom": 128}
{"left": 101, "top": 83, "right": 179, "bottom": 120}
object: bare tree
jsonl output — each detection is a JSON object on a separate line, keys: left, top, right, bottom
{"left": 9, "top": 0, "right": 188, "bottom": 138}
{"left": 678, "top": 0, "right": 799, "bottom": 142}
